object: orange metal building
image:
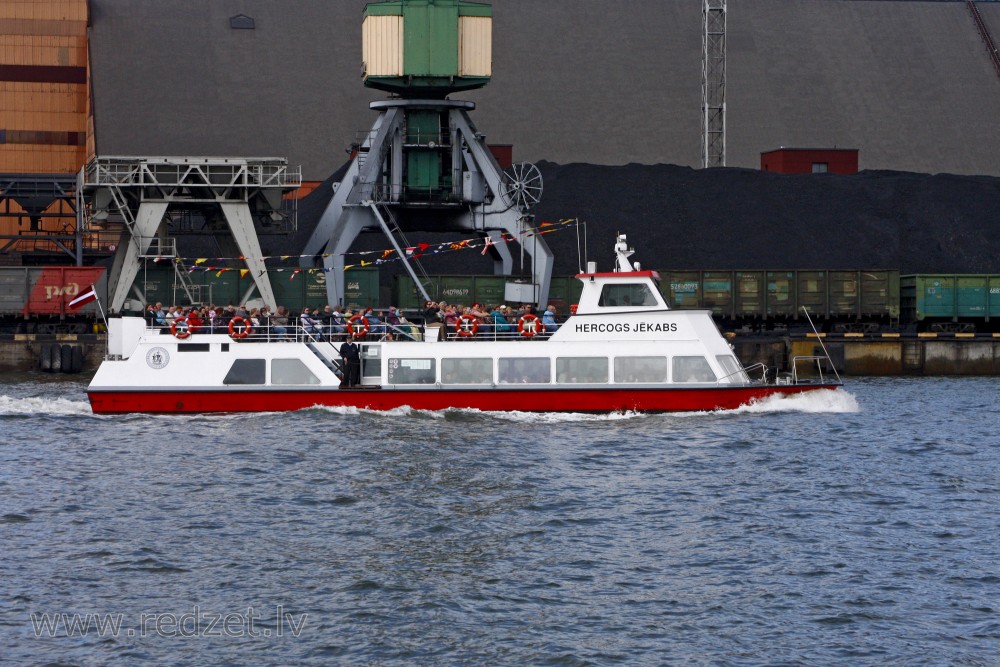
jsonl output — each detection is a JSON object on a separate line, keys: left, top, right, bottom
{"left": 0, "top": 0, "right": 92, "bottom": 255}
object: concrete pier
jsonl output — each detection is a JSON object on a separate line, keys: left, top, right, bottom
{"left": 780, "top": 334, "right": 1000, "bottom": 376}
{"left": 0, "top": 334, "right": 106, "bottom": 373}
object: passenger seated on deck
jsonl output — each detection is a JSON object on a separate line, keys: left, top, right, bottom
{"left": 490, "top": 305, "right": 513, "bottom": 334}
{"left": 270, "top": 306, "right": 289, "bottom": 339}
{"left": 363, "top": 307, "right": 383, "bottom": 336}
{"left": 186, "top": 308, "right": 204, "bottom": 334}
{"left": 542, "top": 305, "right": 559, "bottom": 333}
{"left": 300, "top": 307, "right": 321, "bottom": 336}
{"left": 385, "top": 306, "right": 402, "bottom": 332}
{"left": 442, "top": 305, "right": 459, "bottom": 338}
{"left": 323, "top": 305, "right": 347, "bottom": 340}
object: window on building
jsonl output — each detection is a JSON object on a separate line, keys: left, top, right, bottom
{"left": 498, "top": 358, "right": 550, "bottom": 384}
{"left": 598, "top": 283, "right": 660, "bottom": 308}
{"left": 441, "top": 358, "right": 493, "bottom": 384}
{"left": 556, "top": 357, "right": 608, "bottom": 384}
{"left": 223, "top": 359, "right": 266, "bottom": 385}
{"left": 614, "top": 356, "right": 669, "bottom": 383}
{"left": 812, "top": 162, "right": 828, "bottom": 174}
{"left": 271, "top": 359, "right": 320, "bottom": 385}
{"left": 672, "top": 356, "right": 717, "bottom": 383}
{"left": 388, "top": 358, "right": 436, "bottom": 384}
{"left": 230, "top": 14, "right": 255, "bottom": 29}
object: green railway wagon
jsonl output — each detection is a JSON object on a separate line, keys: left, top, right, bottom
{"left": 796, "top": 271, "right": 827, "bottom": 317}
{"left": 131, "top": 265, "right": 379, "bottom": 312}
{"left": 653, "top": 269, "right": 900, "bottom": 322}
{"left": 858, "top": 270, "right": 899, "bottom": 318}
{"left": 544, "top": 276, "right": 583, "bottom": 312}
{"left": 766, "top": 271, "right": 796, "bottom": 317}
{"left": 734, "top": 271, "right": 766, "bottom": 316}
{"left": 393, "top": 274, "right": 583, "bottom": 312}
{"left": 701, "top": 271, "right": 733, "bottom": 316}
{"left": 901, "top": 274, "right": 1000, "bottom": 322}
{"left": 660, "top": 271, "right": 702, "bottom": 310}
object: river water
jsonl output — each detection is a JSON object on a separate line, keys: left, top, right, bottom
{"left": 0, "top": 374, "right": 998, "bottom": 666}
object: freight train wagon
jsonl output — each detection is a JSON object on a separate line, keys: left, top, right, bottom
{"left": 654, "top": 269, "right": 901, "bottom": 332}
{"left": 0, "top": 266, "right": 107, "bottom": 333}
{"left": 393, "top": 274, "right": 584, "bottom": 313}
{"left": 901, "top": 274, "right": 1000, "bottom": 332}
{"left": 132, "top": 266, "right": 381, "bottom": 313}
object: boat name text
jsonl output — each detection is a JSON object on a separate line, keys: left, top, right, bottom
{"left": 574, "top": 322, "right": 678, "bottom": 333}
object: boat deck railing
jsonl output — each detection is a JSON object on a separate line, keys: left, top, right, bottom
{"left": 790, "top": 355, "right": 837, "bottom": 385}
{"left": 142, "top": 320, "right": 559, "bottom": 344}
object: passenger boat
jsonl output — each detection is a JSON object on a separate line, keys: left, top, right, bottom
{"left": 87, "top": 236, "right": 842, "bottom": 414}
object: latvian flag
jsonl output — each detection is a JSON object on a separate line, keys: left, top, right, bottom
{"left": 68, "top": 286, "right": 98, "bottom": 310}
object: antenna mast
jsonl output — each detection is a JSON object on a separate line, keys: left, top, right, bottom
{"left": 702, "top": 0, "right": 727, "bottom": 168}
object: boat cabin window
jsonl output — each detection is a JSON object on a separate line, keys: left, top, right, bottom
{"left": 271, "top": 358, "right": 320, "bottom": 385}
{"left": 672, "top": 356, "right": 717, "bottom": 383}
{"left": 441, "top": 358, "right": 493, "bottom": 384}
{"left": 498, "top": 358, "right": 550, "bottom": 384}
{"left": 715, "top": 355, "right": 747, "bottom": 382}
{"left": 556, "top": 357, "right": 608, "bottom": 384}
{"left": 388, "top": 358, "right": 435, "bottom": 384}
{"left": 362, "top": 345, "right": 382, "bottom": 378}
{"left": 223, "top": 358, "right": 266, "bottom": 385}
{"left": 598, "top": 283, "right": 659, "bottom": 308}
{"left": 614, "top": 356, "right": 669, "bottom": 383}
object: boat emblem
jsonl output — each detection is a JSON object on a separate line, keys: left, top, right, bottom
{"left": 146, "top": 347, "right": 170, "bottom": 369}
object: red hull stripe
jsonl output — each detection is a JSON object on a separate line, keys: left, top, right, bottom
{"left": 88, "top": 385, "right": 839, "bottom": 414}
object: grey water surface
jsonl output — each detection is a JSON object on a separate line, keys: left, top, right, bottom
{"left": 0, "top": 374, "right": 998, "bottom": 666}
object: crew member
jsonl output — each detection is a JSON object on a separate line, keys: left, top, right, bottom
{"left": 339, "top": 339, "right": 361, "bottom": 387}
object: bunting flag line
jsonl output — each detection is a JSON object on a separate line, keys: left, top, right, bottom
{"left": 170, "top": 219, "right": 584, "bottom": 274}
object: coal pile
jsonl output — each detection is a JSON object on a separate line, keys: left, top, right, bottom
{"left": 289, "top": 162, "right": 1000, "bottom": 276}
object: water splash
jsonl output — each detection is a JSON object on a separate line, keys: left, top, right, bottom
{"left": 0, "top": 394, "right": 95, "bottom": 417}
{"left": 733, "top": 388, "right": 860, "bottom": 414}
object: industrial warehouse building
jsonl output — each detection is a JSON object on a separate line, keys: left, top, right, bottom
{"left": 1, "top": 0, "right": 999, "bottom": 277}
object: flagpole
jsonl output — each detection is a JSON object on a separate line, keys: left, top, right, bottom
{"left": 91, "top": 284, "right": 109, "bottom": 332}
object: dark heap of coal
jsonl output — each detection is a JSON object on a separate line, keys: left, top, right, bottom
{"left": 287, "top": 162, "right": 1000, "bottom": 277}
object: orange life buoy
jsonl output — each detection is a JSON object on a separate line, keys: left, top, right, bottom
{"left": 456, "top": 314, "right": 479, "bottom": 337}
{"left": 228, "top": 316, "right": 251, "bottom": 339}
{"left": 170, "top": 316, "right": 191, "bottom": 340}
{"left": 518, "top": 313, "right": 541, "bottom": 338}
{"left": 347, "top": 314, "right": 370, "bottom": 339}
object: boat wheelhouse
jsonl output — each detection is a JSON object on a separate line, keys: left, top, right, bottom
{"left": 87, "top": 236, "right": 842, "bottom": 414}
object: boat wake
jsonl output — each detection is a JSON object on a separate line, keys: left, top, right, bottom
{"left": 733, "top": 388, "right": 860, "bottom": 414}
{"left": 0, "top": 394, "right": 95, "bottom": 417}
{"left": 309, "top": 388, "right": 859, "bottom": 422}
